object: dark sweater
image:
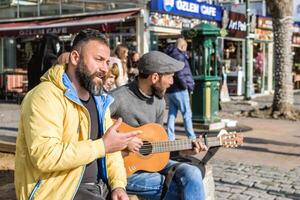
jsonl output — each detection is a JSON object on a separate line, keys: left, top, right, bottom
{"left": 109, "top": 80, "right": 165, "bottom": 127}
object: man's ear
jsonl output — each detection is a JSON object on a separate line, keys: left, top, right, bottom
{"left": 150, "top": 73, "right": 160, "bottom": 84}
{"left": 69, "top": 50, "right": 80, "bottom": 66}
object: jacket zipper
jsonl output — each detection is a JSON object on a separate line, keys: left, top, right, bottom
{"left": 28, "top": 180, "right": 41, "bottom": 200}
{"left": 62, "top": 73, "right": 94, "bottom": 200}
{"left": 96, "top": 96, "right": 113, "bottom": 182}
{"left": 66, "top": 96, "right": 91, "bottom": 200}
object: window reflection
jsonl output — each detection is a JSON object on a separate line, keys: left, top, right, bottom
{"left": 0, "top": 0, "right": 142, "bottom": 20}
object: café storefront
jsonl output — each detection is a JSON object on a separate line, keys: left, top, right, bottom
{"left": 253, "top": 16, "right": 274, "bottom": 94}
{"left": 148, "top": 0, "right": 222, "bottom": 51}
{"left": 220, "top": 11, "right": 247, "bottom": 96}
{"left": 0, "top": 7, "right": 141, "bottom": 100}
{"left": 293, "top": 23, "right": 300, "bottom": 89}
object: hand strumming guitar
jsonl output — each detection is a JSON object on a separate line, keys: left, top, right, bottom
{"left": 179, "top": 136, "right": 208, "bottom": 156}
{"left": 127, "top": 137, "right": 143, "bottom": 153}
{"left": 121, "top": 136, "right": 143, "bottom": 157}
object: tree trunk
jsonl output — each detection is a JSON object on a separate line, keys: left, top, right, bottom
{"left": 266, "top": 0, "right": 294, "bottom": 118}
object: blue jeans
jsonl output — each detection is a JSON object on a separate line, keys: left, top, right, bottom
{"left": 126, "top": 160, "right": 205, "bottom": 200}
{"left": 167, "top": 90, "right": 196, "bottom": 140}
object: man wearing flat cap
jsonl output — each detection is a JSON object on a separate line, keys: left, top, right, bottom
{"left": 110, "top": 51, "right": 207, "bottom": 200}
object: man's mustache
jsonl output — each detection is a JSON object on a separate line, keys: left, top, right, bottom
{"left": 90, "top": 71, "right": 106, "bottom": 80}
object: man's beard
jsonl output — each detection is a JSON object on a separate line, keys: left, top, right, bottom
{"left": 151, "top": 84, "right": 165, "bottom": 99}
{"left": 75, "top": 59, "right": 104, "bottom": 96}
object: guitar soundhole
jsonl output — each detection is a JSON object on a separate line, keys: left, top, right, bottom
{"left": 139, "top": 141, "right": 152, "bottom": 156}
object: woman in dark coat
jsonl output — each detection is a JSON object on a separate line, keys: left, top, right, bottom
{"left": 27, "top": 33, "right": 60, "bottom": 90}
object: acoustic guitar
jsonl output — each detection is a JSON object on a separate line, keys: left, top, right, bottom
{"left": 117, "top": 122, "right": 243, "bottom": 176}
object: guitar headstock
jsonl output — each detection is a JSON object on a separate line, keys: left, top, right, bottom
{"left": 218, "top": 130, "right": 243, "bottom": 148}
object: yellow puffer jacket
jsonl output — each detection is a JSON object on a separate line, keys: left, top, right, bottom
{"left": 15, "top": 64, "right": 126, "bottom": 200}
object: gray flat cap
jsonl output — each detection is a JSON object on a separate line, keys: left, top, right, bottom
{"left": 138, "top": 51, "right": 184, "bottom": 74}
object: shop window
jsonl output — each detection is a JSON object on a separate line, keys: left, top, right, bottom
{"left": 223, "top": 40, "right": 242, "bottom": 72}
{"left": 3, "top": 38, "right": 16, "bottom": 69}
{"left": 19, "top": 4, "right": 38, "bottom": 18}
{"left": 40, "top": 2, "right": 60, "bottom": 16}
{"left": 293, "top": 47, "right": 300, "bottom": 89}
{"left": 222, "top": 40, "right": 243, "bottom": 96}
{"left": 252, "top": 42, "right": 269, "bottom": 94}
{"left": 0, "top": 6, "right": 16, "bottom": 19}
{"left": 16, "top": 39, "right": 35, "bottom": 70}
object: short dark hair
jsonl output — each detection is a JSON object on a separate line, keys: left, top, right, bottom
{"left": 71, "top": 29, "right": 109, "bottom": 52}
{"left": 138, "top": 72, "right": 164, "bottom": 80}
{"left": 138, "top": 72, "right": 150, "bottom": 79}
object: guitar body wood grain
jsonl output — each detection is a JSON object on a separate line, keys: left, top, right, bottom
{"left": 117, "top": 122, "right": 170, "bottom": 176}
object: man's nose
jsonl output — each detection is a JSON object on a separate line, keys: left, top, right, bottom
{"left": 170, "top": 77, "right": 174, "bottom": 85}
{"left": 100, "top": 62, "right": 109, "bottom": 73}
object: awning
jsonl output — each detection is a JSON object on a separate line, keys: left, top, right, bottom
{"left": 0, "top": 10, "right": 139, "bottom": 36}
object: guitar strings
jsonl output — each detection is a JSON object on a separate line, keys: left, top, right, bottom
{"left": 137, "top": 137, "right": 235, "bottom": 154}
{"left": 138, "top": 140, "right": 220, "bottom": 154}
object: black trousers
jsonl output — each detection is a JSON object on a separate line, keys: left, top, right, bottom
{"left": 74, "top": 181, "right": 109, "bottom": 200}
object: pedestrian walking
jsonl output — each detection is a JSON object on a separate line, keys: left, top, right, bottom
{"left": 165, "top": 38, "right": 196, "bottom": 140}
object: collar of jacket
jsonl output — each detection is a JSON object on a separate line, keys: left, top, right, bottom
{"left": 62, "top": 71, "right": 114, "bottom": 112}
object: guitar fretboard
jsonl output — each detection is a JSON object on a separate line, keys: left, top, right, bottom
{"left": 140, "top": 137, "right": 221, "bottom": 154}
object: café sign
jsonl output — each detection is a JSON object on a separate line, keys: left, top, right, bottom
{"left": 19, "top": 27, "right": 68, "bottom": 36}
{"left": 150, "top": 0, "right": 222, "bottom": 21}
{"left": 226, "top": 11, "right": 246, "bottom": 38}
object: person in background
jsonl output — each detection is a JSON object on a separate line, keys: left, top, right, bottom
{"left": 110, "top": 51, "right": 207, "bottom": 200}
{"left": 254, "top": 51, "right": 264, "bottom": 75}
{"left": 165, "top": 38, "right": 196, "bottom": 141}
{"left": 114, "top": 44, "right": 129, "bottom": 86}
{"left": 57, "top": 52, "right": 70, "bottom": 65}
{"left": 127, "top": 51, "right": 140, "bottom": 82}
{"left": 103, "top": 63, "right": 119, "bottom": 92}
{"left": 15, "top": 29, "right": 140, "bottom": 200}
{"left": 27, "top": 33, "right": 61, "bottom": 90}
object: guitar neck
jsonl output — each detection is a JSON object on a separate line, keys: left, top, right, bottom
{"left": 149, "top": 137, "right": 220, "bottom": 154}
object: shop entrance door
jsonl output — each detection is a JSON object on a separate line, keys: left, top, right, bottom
{"left": 253, "top": 42, "right": 269, "bottom": 94}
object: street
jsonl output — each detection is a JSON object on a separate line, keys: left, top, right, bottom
{"left": 169, "top": 91, "right": 300, "bottom": 200}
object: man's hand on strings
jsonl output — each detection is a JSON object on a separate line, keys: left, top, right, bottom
{"left": 180, "top": 136, "right": 208, "bottom": 156}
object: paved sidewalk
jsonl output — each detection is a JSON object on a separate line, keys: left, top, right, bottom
{"left": 0, "top": 103, "right": 19, "bottom": 139}
{"left": 166, "top": 91, "right": 300, "bottom": 200}
{"left": 213, "top": 160, "right": 300, "bottom": 200}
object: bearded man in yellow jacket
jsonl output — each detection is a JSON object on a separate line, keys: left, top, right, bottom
{"left": 15, "top": 29, "right": 140, "bottom": 200}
